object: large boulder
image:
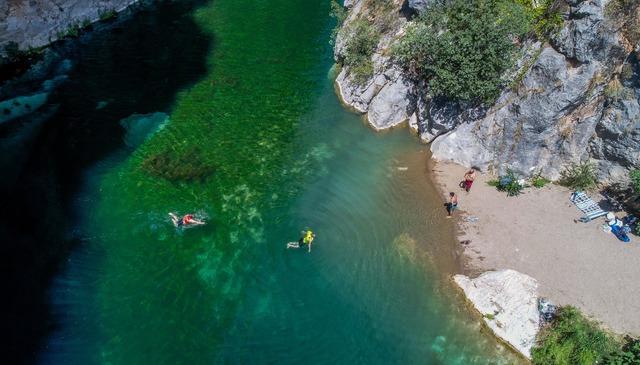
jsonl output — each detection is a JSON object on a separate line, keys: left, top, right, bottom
{"left": 454, "top": 270, "right": 540, "bottom": 359}
{"left": 366, "top": 67, "right": 415, "bottom": 129}
{"left": 414, "top": 95, "right": 486, "bottom": 142}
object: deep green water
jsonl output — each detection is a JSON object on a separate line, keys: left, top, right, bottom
{"left": 42, "top": 0, "right": 520, "bottom": 363}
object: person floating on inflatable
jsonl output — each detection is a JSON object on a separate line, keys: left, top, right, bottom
{"left": 287, "top": 229, "right": 315, "bottom": 252}
{"left": 169, "top": 212, "right": 205, "bottom": 228}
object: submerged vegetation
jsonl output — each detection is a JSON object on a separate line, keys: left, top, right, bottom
{"left": 141, "top": 147, "right": 215, "bottom": 182}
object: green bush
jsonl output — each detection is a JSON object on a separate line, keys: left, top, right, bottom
{"left": 394, "top": 0, "right": 532, "bottom": 103}
{"left": 496, "top": 169, "right": 524, "bottom": 196}
{"left": 559, "top": 162, "right": 597, "bottom": 191}
{"left": 532, "top": 306, "right": 619, "bottom": 365}
{"left": 343, "top": 19, "right": 380, "bottom": 84}
{"left": 81, "top": 18, "right": 93, "bottom": 29}
{"left": 141, "top": 147, "right": 214, "bottom": 182}
{"left": 57, "top": 23, "right": 81, "bottom": 39}
{"left": 517, "top": 0, "right": 564, "bottom": 39}
{"left": 530, "top": 171, "right": 550, "bottom": 188}
{"left": 630, "top": 170, "right": 640, "bottom": 193}
{"left": 604, "top": 337, "right": 640, "bottom": 365}
{"left": 99, "top": 9, "right": 118, "bottom": 22}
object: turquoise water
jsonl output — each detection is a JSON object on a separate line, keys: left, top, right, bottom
{"left": 40, "top": 0, "right": 521, "bottom": 363}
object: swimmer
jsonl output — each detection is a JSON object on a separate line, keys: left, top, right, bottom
{"left": 287, "top": 229, "right": 315, "bottom": 252}
{"left": 169, "top": 212, "right": 205, "bottom": 228}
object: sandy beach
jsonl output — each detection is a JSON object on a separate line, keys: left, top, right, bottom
{"left": 431, "top": 160, "right": 640, "bottom": 336}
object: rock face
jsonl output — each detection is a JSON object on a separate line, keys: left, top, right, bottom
{"left": 407, "top": 0, "right": 434, "bottom": 13}
{"left": 431, "top": 0, "right": 637, "bottom": 182}
{"left": 335, "top": 0, "right": 640, "bottom": 185}
{"left": 454, "top": 270, "right": 540, "bottom": 359}
{"left": 334, "top": 0, "right": 414, "bottom": 130}
{"left": 0, "top": 0, "right": 139, "bottom": 52}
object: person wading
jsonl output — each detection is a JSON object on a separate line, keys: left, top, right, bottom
{"left": 446, "top": 192, "right": 458, "bottom": 218}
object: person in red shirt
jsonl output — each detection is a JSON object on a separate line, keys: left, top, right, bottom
{"left": 169, "top": 212, "right": 205, "bottom": 227}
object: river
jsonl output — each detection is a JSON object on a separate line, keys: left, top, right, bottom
{"left": 5, "top": 0, "right": 520, "bottom": 363}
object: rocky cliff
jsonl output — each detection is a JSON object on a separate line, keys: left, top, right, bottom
{"left": 334, "top": 0, "right": 640, "bottom": 184}
{"left": 0, "top": 0, "right": 139, "bottom": 52}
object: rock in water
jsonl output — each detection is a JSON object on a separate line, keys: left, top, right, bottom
{"left": 120, "top": 112, "right": 169, "bottom": 148}
{"left": 453, "top": 270, "right": 540, "bottom": 359}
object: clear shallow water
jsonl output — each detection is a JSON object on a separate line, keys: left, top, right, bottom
{"left": 41, "top": 0, "right": 521, "bottom": 363}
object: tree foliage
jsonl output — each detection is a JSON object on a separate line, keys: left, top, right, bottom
{"left": 394, "top": 0, "right": 532, "bottom": 103}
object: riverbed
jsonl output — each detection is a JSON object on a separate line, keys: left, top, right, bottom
{"left": 4, "top": 0, "right": 522, "bottom": 363}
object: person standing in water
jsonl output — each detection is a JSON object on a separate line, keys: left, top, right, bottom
{"left": 446, "top": 192, "right": 458, "bottom": 218}
{"left": 287, "top": 229, "right": 315, "bottom": 252}
{"left": 169, "top": 212, "right": 205, "bottom": 227}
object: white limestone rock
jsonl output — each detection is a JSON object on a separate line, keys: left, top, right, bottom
{"left": 454, "top": 269, "right": 540, "bottom": 359}
{"left": 366, "top": 71, "right": 414, "bottom": 130}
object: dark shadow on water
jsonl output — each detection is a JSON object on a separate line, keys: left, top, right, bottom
{"left": 0, "top": 1, "right": 211, "bottom": 363}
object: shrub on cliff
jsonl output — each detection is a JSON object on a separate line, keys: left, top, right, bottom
{"left": 559, "top": 162, "right": 597, "bottom": 191}
{"left": 516, "top": 0, "right": 564, "bottom": 39}
{"left": 394, "top": 0, "right": 532, "bottom": 103}
{"left": 532, "top": 306, "right": 619, "bottom": 365}
{"left": 343, "top": 19, "right": 380, "bottom": 84}
{"left": 631, "top": 170, "right": 640, "bottom": 194}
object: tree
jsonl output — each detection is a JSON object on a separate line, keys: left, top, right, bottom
{"left": 394, "top": 0, "right": 531, "bottom": 103}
